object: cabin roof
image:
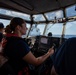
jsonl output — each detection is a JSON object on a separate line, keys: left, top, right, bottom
{"left": 0, "top": 0, "right": 76, "bottom": 15}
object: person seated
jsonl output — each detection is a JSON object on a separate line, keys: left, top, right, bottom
{"left": 48, "top": 32, "right": 52, "bottom": 37}
{"left": 51, "top": 37, "right": 76, "bottom": 75}
{"left": 0, "top": 32, "right": 15, "bottom": 75}
{"left": 3, "top": 17, "right": 54, "bottom": 75}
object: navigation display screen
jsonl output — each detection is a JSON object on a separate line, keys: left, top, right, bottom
{"left": 40, "top": 37, "right": 48, "bottom": 44}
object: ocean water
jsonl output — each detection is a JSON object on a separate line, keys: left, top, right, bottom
{"left": 53, "top": 35, "right": 76, "bottom": 39}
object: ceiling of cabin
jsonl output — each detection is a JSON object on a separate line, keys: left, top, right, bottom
{"left": 0, "top": 0, "right": 76, "bottom": 15}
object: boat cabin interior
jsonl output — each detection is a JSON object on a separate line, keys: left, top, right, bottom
{"left": 0, "top": 0, "right": 76, "bottom": 54}
{"left": 0, "top": 0, "right": 76, "bottom": 75}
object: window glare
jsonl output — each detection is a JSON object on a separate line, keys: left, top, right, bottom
{"left": 33, "top": 14, "right": 45, "bottom": 21}
{"left": 0, "top": 8, "right": 30, "bottom": 21}
{"left": 65, "top": 21, "right": 76, "bottom": 38}
{"left": 0, "top": 19, "right": 10, "bottom": 28}
{"left": 29, "top": 24, "right": 45, "bottom": 37}
{"left": 66, "top": 5, "right": 76, "bottom": 17}
{"left": 45, "top": 10, "right": 63, "bottom": 20}
{"left": 45, "top": 23, "right": 63, "bottom": 37}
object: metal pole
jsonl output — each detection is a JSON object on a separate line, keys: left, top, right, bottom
{"left": 26, "top": 14, "right": 33, "bottom": 37}
{"left": 43, "top": 24, "right": 48, "bottom": 35}
{"left": 59, "top": 8, "right": 66, "bottom": 45}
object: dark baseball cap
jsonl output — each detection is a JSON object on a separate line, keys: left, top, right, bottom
{"left": 0, "top": 22, "right": 4, "bottom": 28}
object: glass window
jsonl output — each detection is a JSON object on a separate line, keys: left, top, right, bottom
{"left": 44, "top": 10, "right": 63, "bottom": 20}
{"left": 0, "top": 19, "right": 10, "bottom": 27}
{"left": 66, "top": 5, "right": 76, "bottom": 17}
{"left": 29, "top": 24, "right": 45, "bottom": 37}
{"left": 37, "top": 24, "right": 46, "bottom": 35}
{"left": 45, "top": 23, "right": 63, "bottom": 37}
{"left": 33, "top": 14, "right": 45, "bottom": 21}
{"left": 65, "top": 21, "right": 76, "bottom": 38}
{"left": 0, "top": 8, "right": 30, "bottom": 21}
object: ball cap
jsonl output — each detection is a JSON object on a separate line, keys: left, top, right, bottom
{"left": 0, "top": 22, "right": 4, "bottom": 28}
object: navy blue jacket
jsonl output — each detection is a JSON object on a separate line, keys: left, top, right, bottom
{"left": 52, "top": 37, "right": 76, "bottom": 75}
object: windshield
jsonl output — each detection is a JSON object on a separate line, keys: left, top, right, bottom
{"left": 0, "top": 4, "right": 76, "bottom": 38}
